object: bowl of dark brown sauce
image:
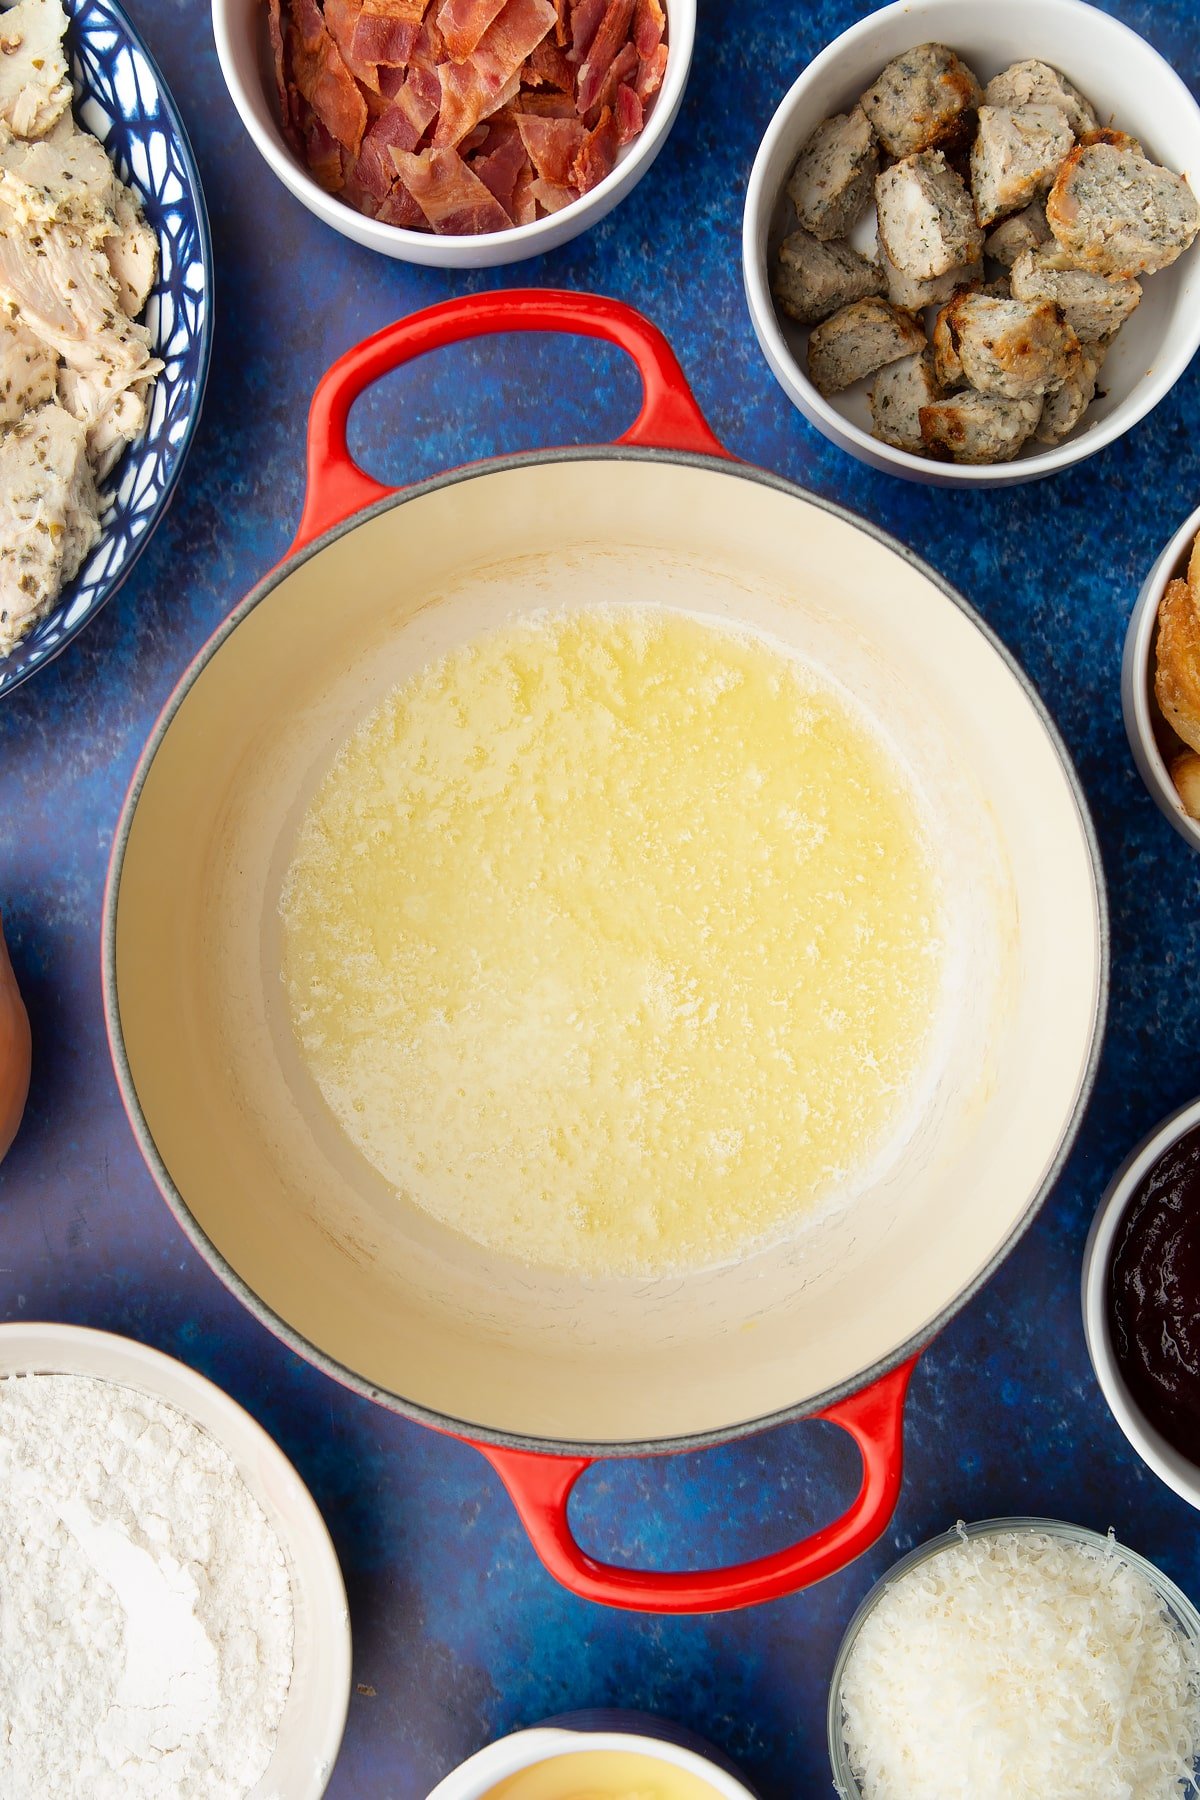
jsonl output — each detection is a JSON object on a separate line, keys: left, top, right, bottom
{"left": 1084, "top": 1099, "right": 1200, "bottom": 1506}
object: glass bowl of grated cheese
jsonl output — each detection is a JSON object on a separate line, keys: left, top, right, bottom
{"left": 827, "top": 1517, "right": 1200, "bottom": 1800}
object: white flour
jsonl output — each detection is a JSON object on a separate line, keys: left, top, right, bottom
{"left": 0, "top": 1372, "right": 295, "bottom": 1798}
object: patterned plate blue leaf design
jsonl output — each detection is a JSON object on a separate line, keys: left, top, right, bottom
{"left": 0, "top": 0, "right": 213, "bottom": 701}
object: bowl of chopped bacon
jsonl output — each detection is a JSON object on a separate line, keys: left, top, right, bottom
{"left": 212, "top": 0, "right": 693, "bottom": 264}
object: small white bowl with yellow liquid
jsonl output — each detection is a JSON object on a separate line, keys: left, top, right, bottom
{"left": 427, "top": 1716, "right": 758, "bottom": 1800}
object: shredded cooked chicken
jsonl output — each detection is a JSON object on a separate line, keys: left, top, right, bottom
{"left": 0, "top": 403, "right": 99, "bottom": 654}
{"left": 0, "top": 309, "right": 55, "bottom": 426}
{"left": 0, "top": 0, "right": 162, "bottom": 654}
{"left": 0, "top": 0, "right": 71, "bottom": 140}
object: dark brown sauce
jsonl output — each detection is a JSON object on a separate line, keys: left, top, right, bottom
{"left": 1109, "top": 1122, "right": 1200, "bottom": 1462}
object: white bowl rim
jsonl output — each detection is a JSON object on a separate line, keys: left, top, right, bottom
{"left": 1082, "top": 1095, "right": 1200, "bottom": 1509}
{"left": 1122, "top": 500, "right": 1200, "bottom": 853}
{"left": 826, "top": 1515, "right": 1200, "bottom": 1793}
{"left": 0, "top": 1319, "right": 353, "bottom": 1798}
{"left": 425, "top": 1724, "right": 759, "bottom": 1800}
{"left": 742, "top": 0, "right": 1200, "bottom": 484}
{"left": 210, "top": 0, "right": 696, "bottom": 256}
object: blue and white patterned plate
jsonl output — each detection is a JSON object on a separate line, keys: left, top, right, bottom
{"left": 0, "top": 0, "right": 213, "bottom": 701}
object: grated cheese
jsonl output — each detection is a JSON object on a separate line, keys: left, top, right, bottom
{"left": 839, "top": 1525, "right": 1200, "bottom": 1800}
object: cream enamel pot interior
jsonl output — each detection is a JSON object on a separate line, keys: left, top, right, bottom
{"left": 104, "top": 291, "right": 1106, "bottom": 1614}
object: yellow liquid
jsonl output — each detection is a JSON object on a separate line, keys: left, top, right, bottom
{"left": 481, "top": 1748, "right": 726, "bottom": 1800}
{"left": 280, "top": 606, "right": 943, "bottom": 1278}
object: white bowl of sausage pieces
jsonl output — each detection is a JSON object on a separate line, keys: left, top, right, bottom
{"left": 742, "top": 0, "right": 1200, "bottom": 486}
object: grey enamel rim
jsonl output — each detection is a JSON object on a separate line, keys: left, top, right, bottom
{"left": 826, "top": 1517, "right": 1200, "bottom": 1796}
{"left": 103, "top": 446, "right": 1109, "bottom": 1457}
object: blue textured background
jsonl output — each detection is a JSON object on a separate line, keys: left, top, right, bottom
{"left": 3, "top": 2, "right": 1200, "bottom": 1794}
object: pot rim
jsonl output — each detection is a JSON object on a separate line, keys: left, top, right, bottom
{"left": 102, "top": 445, "right": 1110, "bottom": 1457}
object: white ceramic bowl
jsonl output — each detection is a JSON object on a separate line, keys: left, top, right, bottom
{"left": 1083, "top": 1098, "right": 1200, "bottom": 1510}
{"left": 0, "top": 1322, "right": 352, "bottom": 1797}
{"left": 1122, "top": 500, "right": 1200, "bottom": 852}
{"left": 742, "top": 0, "right": 1200, "bottom": 487}
{"left": 827, "top": 1517, "right": 1200, "bottom": 1795}
{"left": 211, "top": 0, "right": 695, "bottom": 266}
{"left": 426, "top": 1716, "right": 758, "bottom": 1799}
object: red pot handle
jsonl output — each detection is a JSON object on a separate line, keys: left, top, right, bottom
{"left": 472, "top": 1355, "right": 918, "bottom": 1614}
{"left": 292, "top": 288, "right": 731, "bottom": 554}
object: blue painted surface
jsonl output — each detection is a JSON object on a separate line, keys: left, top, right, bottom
{"left": 2, "top": 1, "right": 1200, "bottom": 1794}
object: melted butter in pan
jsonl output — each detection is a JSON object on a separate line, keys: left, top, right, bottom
{"left": 280, "top": 605, "right": 946, "bottom": 1278}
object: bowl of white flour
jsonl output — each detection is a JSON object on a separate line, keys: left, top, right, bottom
{"left": 0, "top": 1321, "right": 350, "bottom": 1799}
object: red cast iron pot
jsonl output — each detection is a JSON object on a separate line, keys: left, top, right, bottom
{"left": 103, "top": 289, "right": 1106, "bottom": 1612}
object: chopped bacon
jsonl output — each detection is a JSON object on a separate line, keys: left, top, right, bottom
{"left": 325, "top": 0, "right": 383, "bottom": 90}
{"left": 470, "top": 120, "right": 528, "bottom": 212}
{"left": 433, "top": 0, "right": 555, "bottom": 144}
{"left": 525, "top": 36, "right": 573, "bottom": 91}
{"left": 614, "top": 79, "right": 641, "bottom": 144}
{"left": 489, "top": 67, "right": 524, "bottom": 114}
{"left": 434, "top": 60, "right": 484, "bottom": 142}
{"left": 398, "top": 58, "right": 442, "bottom": 116}
{"left": 391, "top": 145, "right": 514, "bottom": 230}
{"left": 567, "top": 0, "right": 606, "bottom": 62}
{"left": 582, "top": 36, "right": 635, "bottom": 122}
{"left": 437, "top": 0, "right": 508, "bottom": 60}
{"left": 354, "top": 97, "right": 431, "bottom": 197}
{"left": 342, "top": 170, "right": 383, "bottom": 213}
{"left": 287, "top": 50, "right": 305, "bottom": 135}
{"left": 634, "top": 40, "right": 666, "bottom": 104}
{"left": 410, "top": 11, "right": 446, "bottom": 69}
{"left": 528, "top": 174, "right": 575, "bottom": 211}
{"left": 515, "top": 112, "right": 585, "bottom": 184}
{"left": 352, "top": 0, "right": 428, "bottom": 67}
{"left": 289, "top": 0, "right": 368, "bottom": 153}
{"left": 571, "top": 99, "right": 618, "bottom": 191}
{"left": 376, "top": 181, "right": 425, "bottom": 225}
{"left": 437, "top": 60, "right": 522, "bottom": 144}
{"left": 352, "top": 16, "right": 418, "bottom": 65}
{"left": 267, "top": 0, "right": 662, "bottom": 232}
{"left": 305, "top": 111, "right": 345, "bottom": 188}
{"left": 632, "top": 0, "right": 663, "bottom": 57}
{"left": 511, "top": 159, "right": 539, "bottom": 221}
{"left": 399, "top": 61, "right": 441, "bottom": 130}
{"left": 267, "top": 0, "right": 290, "bottom": 129}
{"left": 575, "top": 0, "right": 634, "bottom": 114}
{"left": 502, "top": 89, "right": 576, "bottom": 117}
{"left": 475, "top": 0, "right": 556, "bottom": 81}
